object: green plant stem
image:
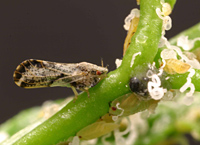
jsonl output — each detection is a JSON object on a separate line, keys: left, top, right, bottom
{"left": 13, "top": 0, "right": 165, "bottom": 144}
{"left": 0, "top": 98, "right": 65, "bottom": 138}
{"left": 6, "top": 15, "right": 200, "bottom": 143}
{"left": 167, "top": 69, "right": 200, "bottom": 91}
{"left": 0, "top": 107, "right": 40, "bottom": 136}
{"left": 154, "top": 22, "right": 200, "bottom": 91}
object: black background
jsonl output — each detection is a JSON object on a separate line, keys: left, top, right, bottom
{"left": 0, "top": 0, "right": 199, "bottom": 127}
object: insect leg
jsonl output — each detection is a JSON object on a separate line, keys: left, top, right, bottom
{"left": 71, "top": 85, "right": 79, "bottom": 101}
{"left": 78, "top": 87, "right": 90, "bottom": 98}
{"left": 85, "top": 89, "right": 90, "bottom": 98}
{"left": 82, "top": 87, "right": 90, "bottom": 98}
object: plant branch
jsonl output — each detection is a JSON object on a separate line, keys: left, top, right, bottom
{"left": 12, "top": 0, "right": 166, "bottom": 144}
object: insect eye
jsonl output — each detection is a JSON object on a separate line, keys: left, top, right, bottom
{"left": 96, "top": 71, "right": 101, "bottom": 75}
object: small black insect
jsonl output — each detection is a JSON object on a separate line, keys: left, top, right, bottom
{"left": 129, "top": 77, "right": 149, "bottom": 97}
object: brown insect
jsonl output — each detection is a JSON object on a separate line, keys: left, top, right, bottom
{"left": 13, "top": 59, "right": 108, "bottom": 100}
{"left": 123, "top": 17, "right": 139, "bottom": 55}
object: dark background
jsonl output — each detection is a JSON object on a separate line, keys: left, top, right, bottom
{"left": 0, "top": 0, "right": 199, "bottom": 126}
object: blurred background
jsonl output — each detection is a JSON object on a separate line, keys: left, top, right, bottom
{"left": 0, "top": 0, "right": 200, "bottom": 125}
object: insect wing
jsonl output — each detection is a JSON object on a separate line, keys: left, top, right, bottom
{"left": 49, "top": 74, "right": 86, "bottom": 88}
{"left": 13, "top": 59, "right": 75, "bottom": 88}
{"left": 76, "top": 121, "right": 119, "bottom": 140}
{"left": 123, "top": 17, "right": 139, "bottom": 55}
{"left": 109, "top": 93, "right": 159, "bottom": 116}
{"left": 164, "top": 59, "right": 191, "bottom": 74}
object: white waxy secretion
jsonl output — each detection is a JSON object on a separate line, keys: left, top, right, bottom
{"left": 124, "top": 8, "right": 140, "bottom": 31}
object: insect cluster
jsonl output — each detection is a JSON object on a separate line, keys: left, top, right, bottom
{"left": 74, "top": 75, "right": 159, "bottom": 141}
{"left": 13, "top": 59, "right": 161, "bottom": 142}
